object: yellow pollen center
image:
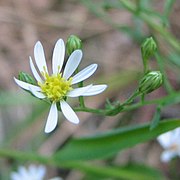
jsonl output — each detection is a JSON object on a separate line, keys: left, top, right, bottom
{"left": 38, "top": 73, "right": 72, "bottom": 102}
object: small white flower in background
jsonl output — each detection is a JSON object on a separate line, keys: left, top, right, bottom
{"left": 157, "top": 127, "right": 180, "bottom": 162}
{"left": 10, "top": 165, "right": 63, "bottom": 180}
{"left": 11, "top": 165, "right": 46, "bottom": 180}
{"left": 49, "top": 178, "right": 62, "bottom": 180}
{"left": 14, "top": 38, "right": 107, "bottom": 133}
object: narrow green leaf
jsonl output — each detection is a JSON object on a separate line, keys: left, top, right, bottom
{"left": 150, "top": 105, "right": 161, "bottom": 130}
{"left": 118, "top": 163, "right": 164, "bottom": 180}
{"left": 54, "top": 119, "right": 180, "bottom": 161}
{"left": 69, "top": 162, "right": 164, "bottom": 180}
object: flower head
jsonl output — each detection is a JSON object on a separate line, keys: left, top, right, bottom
{"left": 66, "top": 35, "right": 82, "bottom": 56}
{"left": 141, "top": 37, "right": 157, "bottom": 60}
{"left": 10, "top": 165, "right": 62, "bottom": 180}
{"left": 14, "top": 38, "right": 107, "bottom": 133}
{"left": 11, "top": 165, "right": 46, "bottom": 180}
{"left": 138, "top": 71, "right": 163, "bottom": 94}
{"left": 157, "top": 127, "right": 180, "bottom": 162}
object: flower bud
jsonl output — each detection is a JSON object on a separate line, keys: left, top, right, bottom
{"left": 141, "top": 37, "right": 157, "bottom": 60}
{"left": 138, "top": 71, "right": 163, "bottom": 94}
{"left": 66, "top": 35, "right": 82, "bottom": 56}
{"left": 18, "top": 71, "right": 36, "bottom": 85}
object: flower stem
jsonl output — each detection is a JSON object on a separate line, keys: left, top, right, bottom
{"left": 155, "top": 52, "right": 174, "bottom": 93}
{"left": 141, "top": 94, "right": 145, "bottom": 103}
{"left": 78, "top": 81, "right": 85, "bottom": 108}
{"left": 75, "top": 67, "right": 86, "bottom": 108}
{"left": 74, "top": 91, "right": 180, "bottom": 116}
{"left": 74, "top": 90, "right": 140, "bottom": 116}
{"left": 121, "top": 90, "right": 140, "bottom": 106}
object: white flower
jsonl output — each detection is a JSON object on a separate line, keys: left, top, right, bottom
{"left": 14, "top": 39, "right": 107, "bottom": 133}
{"left": 157, "top": 127, "right": 180, "bottom": 162}
{"left": 10, "top": 165, "right": 63, "bottom": 180}
{"left": 11, "top": 165, "right": 46, "bottom": 180}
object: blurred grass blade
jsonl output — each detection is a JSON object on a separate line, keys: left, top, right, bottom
{"left": 67, "top": 162, "right": 164, "bottom": 180}
{"left": 150, "top": 105, "right": 161, "bottom": 130}
{"left": 2, "top": 103, "right": 48, "bottom": 147}
{"left": 54, "top": 119, "right": 180, "bottom": 161}
{"left": 162, "top": 0, "right": 176, "bottom": 26}
{"left": 168, "top": 52, "right": 180, "bottom": 67}
{"left": 156, "top": 92, "right": 180, "bottom": 106}
{"left": 0, "top": 92, "right": 37, "bottom": 106}
{"left": 164, "top": 0, "right": 176, "bottom": 17}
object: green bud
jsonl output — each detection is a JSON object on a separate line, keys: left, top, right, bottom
{"left": 66, "top": 35, "right": 82, "bottom": 56}
{"left": 18, "top": 71, "right": 36, "bottom": 85}
{"left": 138, "top": 71, "right": 163, "bottom": 94}
{"left": 141, "top": 37, "right": 157, "bottom": 60}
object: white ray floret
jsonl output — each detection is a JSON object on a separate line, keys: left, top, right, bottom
{"left": 14, "top": 77, "right": 41, "bottom": 91}
{"left": 60, "top": 100, "right": 79, "bottom": 124}
{"left": 45, "top": 103, "right": 58, "bottom": 133}
{"left": 34, "top": 41, "right": 48, "bottom": 74}
{"left": 29, "top": 87, "right": 46, "bottom": 99}
{"left": 29, "top": 56, "right": 43, "bottom": 83}
{"left": 63, "top": 50, "right": 82, "bottom": 79}
{"left": 81, "top": 85, "right": 108, "bottom": 96}
{"left": 67, "top": 84, "right": 93, "bottom": 97}
{"left": 157, "top": 127, "right": 180, "bottom": 162}
{"left": 71, "top": 64, "right": 98, "bottom": 84}
{"left": 14, "top": 38, "right": 107, "bottom": 133}
{"left": 52, "top": 39, "right": 65, "bottom": 74}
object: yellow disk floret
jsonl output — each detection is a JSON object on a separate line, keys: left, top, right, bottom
{"left": 38, "top": 73, "right": 72, "bottom": 102}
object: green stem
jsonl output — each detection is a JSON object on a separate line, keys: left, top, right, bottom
{"left": 141, "top": 93, "right": 145, "bottom": 103}
{"left": 121, "top": 90, "right": 140, "bottom": 106}
{"left": 155, "top": 52, "right": 174, "bottom": 93}
{"left": 75, "top": 66, "right": 85, "bottom": 108}
{"left": 74, "top": 91, "right": 180, "bottom": 116}
{"left": 74, "top": 90, "right": 140, "bottom": 116}
{"left": 74, "top": 106, "right": 105, "bottom": 115}
{"left": 74, "top": 91, "right": 139, "bottom": 116}
{"left": 142, "top": 58, "right": 148, "bottom": 74}
{"left": 78, "top": 81, "right": 85, "bottom": 108}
